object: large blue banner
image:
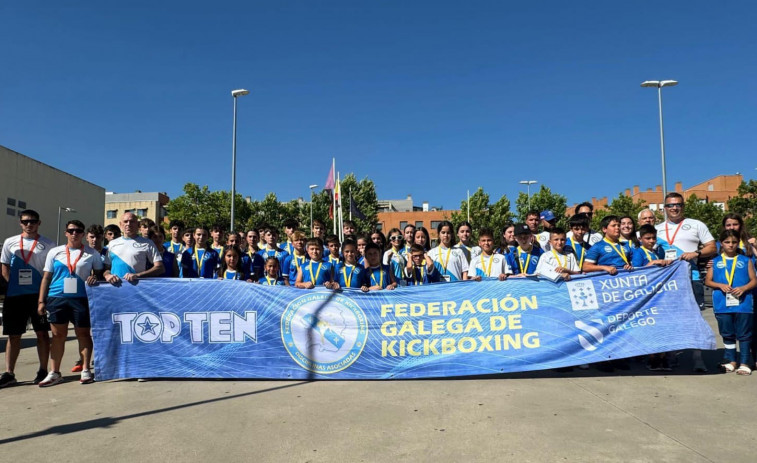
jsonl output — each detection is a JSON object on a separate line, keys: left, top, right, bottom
{"left": 87, "top": 261, "right": 715, "bottom": 380}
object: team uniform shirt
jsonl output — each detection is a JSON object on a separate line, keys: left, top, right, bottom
{"left": 455, "top": 243, "right": 482, "bottom": 264}
{"left": 158, "top": 251, "right": 176, "bottom": 277}
{"left": 334, "top": 262, "right": 367, "bottom": 289}
{"left": 286, "top": 252, "right": 308, "bottom": 282}
{"left": 243, "top": 250, "right": 265, "bottom": 280}
{"left": 535, "top": 232, "right": 551, "bottom": 251}
{"left": 535, "top": 250, "right": 579, "bottom": 281}
{"left": 427, "top": 245, "right": 468, "bottom": 282}
{"left": 383, "top": 248, "right": 408, "bottom": 285}
{"left": 631, "top": 246, "right": 665, "bottom": 268}
{"left": 43, "top": 245, "right": 103, "bottom": 298}
{"left": 496, "top": 245, "right": 516, "bottom": 255}
{"left": 710, "top": 254, "right": 754, "bottom": 314}
{"left": 105, "top": 236, "right": 163, "bottom": 278}
{"left": 280, "top": 241, "right": 295, "bottom": 256}
{"left": 0, "top": 234, "right": 55, "bottom": 296}
{"left": 221, "top": 268, "right": 248, "bottom": 280}
{"left": 404, "top": 263, "right": 440, "bottom": 285}
{"left": 299, "top": 259, "right": 333, "bottom": 286}
{"left": 211, "top": 244, "right": 224, "bottom": 257}
{"left": 585, "top": 239, "right": 632, "bottom": 270}
{"left": 655, "top": 218, "right": 714, "bottom": 280}
{"left": 505, "top": 246, "right": 543, "bottom": 275}
{"left": 567, "top": 230, "right": 603, "bottom": 246}
{"left": 327, "top": 255, "right": 342, "bottom": 267}
{"left": 258, "top": 274, "right": 286, "bottom": 285}
{"left": 620, "top": 238, "right": 637, "bottom": 249}
{"left": 399, "top": 244, "right": 412, "bottom": 257}
{"left": 258, "top": 248, "right": 290, "bottom": 278}
{"left": 365, "top": 265, "right": 392, "bottom": 289}
{"left": 180, "top": 247, "right": 219, "bottom": 278}
{"left": 164, "top": 241, "right": 185, "bottom": 255}
{"left": 565, "top": 238, "right": 590, "bottom": 270}
{"left": 469, "top": 253, "right": 511, "bottom": 279}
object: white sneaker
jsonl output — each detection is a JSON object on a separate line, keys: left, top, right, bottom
{"left": 38, "top": 371, "right": 63, "bottom": 388}
{"left": 80, "top": 370, "right": 94, "bottom": 384}
{"left": 578, "top": 364, "right": 590, "bottom": 370}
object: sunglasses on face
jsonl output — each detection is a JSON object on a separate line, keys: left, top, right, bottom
{"left": 20, "top": 219, "right": 39, "bottom": 225}
{"left": 664, "top": 203, "right": 682, "bottom": 209}
{"left": 67, "top": 228, "right": 84, "bottom": 234}
{"left": 389, "top": 236, "right": 403, "bottom": 241}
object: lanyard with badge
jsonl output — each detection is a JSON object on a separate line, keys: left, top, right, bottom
{"left": 603, "top": 239, "right": 629, "bottom": 265}
{"left": 517, "top": 247, "right": 532, "bottom": 274}
{"left": 412, "top": 264, "right": 426, "bottom": 285}
{"left": 309, "top": 261, "right": 323, "bottom": 284}
{"left": 18, "top": 236, "right": 39, "bottom": 286}
{"left": 480, "top": 254, "right": 494, "bottom": 277}
{"left": 264, "top": 275, "right": 276, "bottom": 285}
{"left": 664, "top": 221, "right": 684, "bottom": 260}
{"left": 570, "top": 241, "right": 585, "bottom": 269}
{"left": 550, "top": 249, "right": 566, "bottom": 270}
{"left": 194, "top": 248, "right": 205, "bottom": 273}
{"left": 371, "top": 268, "right": 384, "bottom": 288}
{"left": 722, "top": 255, "right": 740, "bottom": 306}
{"left": 641, "top": 247, "right": 656, "bottom": 264}
{"left": 438, "top": 247, "right": 452, "bottom": 282}
{"left": 342, "top": 264, "right": 355, "bottom": 287}
{"left": 64, "top": 246, "right": 84, "bottom": 293}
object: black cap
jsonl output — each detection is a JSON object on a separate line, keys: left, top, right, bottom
{"left": 513, "top": 223, "right": 531, "bottom": 235}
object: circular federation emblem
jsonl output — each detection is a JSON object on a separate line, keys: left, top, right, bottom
{"left": 281, "top": 292, "right": 368, "bottom": 374}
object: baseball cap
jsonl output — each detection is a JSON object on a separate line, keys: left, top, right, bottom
{"left": 513, "top": 223, "right": 531, "bottom": 235}
{"left": 540, "top": 210, "right": 556, "bottom": 222}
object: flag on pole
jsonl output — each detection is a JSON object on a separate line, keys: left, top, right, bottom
{"left": 324, "top": 161, "right": 335, "bottom": 191}
{"left": 349, "top": 196, "right": 366, "bottom": 220}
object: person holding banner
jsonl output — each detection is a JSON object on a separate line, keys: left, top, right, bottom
{"left": 37, "top": 219, "right": 105, "bottom": 386}
{"left": 0, "top": 210, "right": 54, "bottom": 388}
{"left": 505, "top": 224, "right": 543, "bottom": 276}
{"left": 582, "top": 215, "right": 633, "bottom": 275}
{"left": 335, "top": 240, "right": 366, "bottom": 289}
{"left": 468, "top": 228, "right": 509, "bottom": 281}
{"left": 705, "top": 230, "right": 757, "bottom": 375}
{"left": 535, "top": 228, "right": 580, "bottom": 281}
{"left": 103, "top": 212, "right": 164, "bottom": 284}
{"left": 362, "top": 242, "right": 397, "bottom": 290}
{"left": 179, "top": 226, "right": 219, "bottom": 279}
{"left": 295, "top": 238, "right": 338, "bottom": 289}
{"left": 427, "top": 221, "right": 468, "bottom": 282}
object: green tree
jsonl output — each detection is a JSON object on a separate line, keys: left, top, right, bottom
{"left": 514, "top": 185, "right": 568, "bottom": 228}
{"left": 684, "top": 194, "right": 725, "bottom": 235}
{"left": 338, "top": 174, "right": 379, "bottom": 234}
{"left": 449, "top": 188, "right": 514, "bottom": 240}
{"left": 166, "top": 183, "right": 252, "bottom": 232}
{"left": 727, "top": 179, "right": 757, "bottom": 236}
{"left": 592, "top": 193, "right": 648, "bottom": 229}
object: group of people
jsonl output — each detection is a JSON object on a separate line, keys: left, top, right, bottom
{"left": 1, "top": 191, "right": 755, "bottom": 387}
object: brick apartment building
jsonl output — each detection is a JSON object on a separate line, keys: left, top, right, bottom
{"left": 375, "top": 195, "right": 455, "bottom": 241}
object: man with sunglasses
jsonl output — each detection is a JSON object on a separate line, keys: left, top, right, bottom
{"left": 37, "top": 220, "right": 105, "bottom": 386}
{"left": 0, "top": 210, "right": 55, "bottom": 387}
{"left": 655, "top": 192, "right": 716, "bottom": 372}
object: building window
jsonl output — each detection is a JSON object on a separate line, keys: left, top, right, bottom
{"left": 399, "top": 221, "right": 408, "bottom": 230}
{"left": 106, "top": 210, "right": 118, "bottom": 219}
{"left": 431, "top": 221, "right": 442, "bottom": 230}
{"left": 137, "top": 208, "right": 148, "bottom": 217}
{"left": 7, "top": 198, "right": 15, "bottom": 206}
{"left": 415, "top": 221, "right": 424, "bottom": 228}
{"left": 18, "top": 201, "right": 26, "bottom": 209}
{"left": 7, "top": 207, "right": 16, "bottom": 216}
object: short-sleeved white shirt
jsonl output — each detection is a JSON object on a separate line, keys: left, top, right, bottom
{"left": 1, "top": 234, "right": 55, "bottom": 296}
{"left": 469, "top": 253, "right": 511, "bottom": 278}
{"left": 535, "top": 250, "right": 579, "bottom": 281}
{"left": 427, "top": 245, "right": 469, "bottom": 282}
{"left": 44, "top": 245, "right": 103, "bottom": 298}
{"left": 104, "top": 236, "right": 163, "bottom": 277}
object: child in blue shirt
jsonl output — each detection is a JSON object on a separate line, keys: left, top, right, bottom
{"left": 334, "top": 240, "right": 366, "bottom": 289}
{"left": 258, "top": 257, "right": 287, "bottom": 285}
{"left": 583, "top": 215, "right": 633, "bottom": 275}
{"left": 180, "top": 227, "right": 219, "bottom": 278}
{"left": 705, "top": 230, "right": 757, "bottom": 375}
{"left": 404, "top": 244, "right": 439, "bottom": 285}
{"left": 362, "top": 242, "right": 397, "bottom": 291}
{"left": 505, "top": 223, "right": 543, "bottom": 276}
{"left": 632, "top": 225, "right": 669, "bottom": 268}
{"left": 295, "top": 238, "right": 338, "bottom": 289}
{"left": 219, "top": 245, "right": 250, "bottom": 281}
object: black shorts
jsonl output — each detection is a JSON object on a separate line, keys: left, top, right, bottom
{"left": 2, "top": 294, "right": 50, "bottom": 335}
{"left": 45, "top": 297, "right": 91, "bottom": 328}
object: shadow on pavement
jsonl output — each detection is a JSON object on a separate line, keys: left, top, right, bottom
{"left": 0, "top": 380, "right": 310, "bottom": 445}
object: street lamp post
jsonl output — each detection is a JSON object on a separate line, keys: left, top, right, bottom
{"left": 641, "top": 80, "right": 677, "bottom": 209}
{"left": 57, "top": 206, "right": 76, "bottom": 245}
{"left": 309, "top": 184, "right": 318, "bottom": 235}
{"left": 519, "top": 180, "right": 538, "bottom": 211}
{"left": 230, "top": 88, "right": 250, "bottom": 233}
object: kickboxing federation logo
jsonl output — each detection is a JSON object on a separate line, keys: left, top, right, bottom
{"left": 281, "top": 292, "right": 368, "bottom": 374}
{"left": 575, "top": 319, "right": 604, "bottom": 351}
{"left": 566, "top": 280, "right": 599, "bottom": 310}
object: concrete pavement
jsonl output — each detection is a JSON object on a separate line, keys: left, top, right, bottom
{"left": 0, "top": 310, "right": 753, "bottom": 463}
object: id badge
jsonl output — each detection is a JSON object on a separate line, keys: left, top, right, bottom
{"left": 725, "top": 293, "right": 739, "bottom": 307}
{"left": 442, "top": 274, "right": 451, "bottom": 283}
{"left": 63, "top": 277, "right": 78, "bottom": 294}
{"left": 664, "top": 249, "right": 678, "bottom": 260}
{"left": 18, "top": 269, "right": 32, "bottom": 285}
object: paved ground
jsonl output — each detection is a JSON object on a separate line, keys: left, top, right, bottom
{"left": 0, "top": 310, "right": 753, "bottom": 463}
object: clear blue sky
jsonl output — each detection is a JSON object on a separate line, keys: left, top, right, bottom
{"left": 2, "top": 1, "right": 755, "bottom": 210}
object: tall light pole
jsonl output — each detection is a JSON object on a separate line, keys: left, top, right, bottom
{"left": 230, "top": 88, "right": 250, "bottom": 233}
{"left": 519, "top": 180, "right": 537, "bottom": 211}
{"left": 57, "top": 206, "right": 76, "bottom": 245}
{"left": 641, "top": 80, "right": 677, "bottom": 209}
{"left": 309, "top": 184, "right": 318, "bottom": 235}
